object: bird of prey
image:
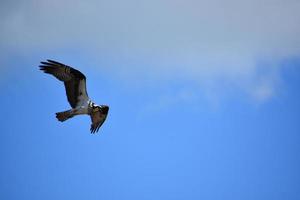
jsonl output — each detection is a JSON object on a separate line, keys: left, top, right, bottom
{"left": 39, "top": 59, "right": 109, "bottom": 133}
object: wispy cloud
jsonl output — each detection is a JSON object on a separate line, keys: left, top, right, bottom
{"left": 1, "top": 0, "right": 299, "bottom": 103}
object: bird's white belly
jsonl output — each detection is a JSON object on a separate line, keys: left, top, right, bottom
{"left": 74, "top": 99, "right": 90, "bottom": 115}
{"left": 73, "top": 106, "right": 89, "bottom": 115}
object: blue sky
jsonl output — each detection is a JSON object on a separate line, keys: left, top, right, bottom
{"left": 1, "top": 1, "right": 300, "bottom": 200}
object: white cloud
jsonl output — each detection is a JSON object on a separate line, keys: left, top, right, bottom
{"left": 252, "top": 83, "right": 274, "bottom": 102}
{"left": 1, "top": 0, "right": 299, "bottom": 102}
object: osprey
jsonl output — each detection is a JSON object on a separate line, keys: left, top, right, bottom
{"left": 39, "top": 59, "right": 109, "bottom": 133}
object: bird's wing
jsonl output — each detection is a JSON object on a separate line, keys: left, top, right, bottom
{"left": 90, "top": 108, "right": 108, "bottom": 133}
{"left": 39, "top": 59, "right": 89, "bottom": 108}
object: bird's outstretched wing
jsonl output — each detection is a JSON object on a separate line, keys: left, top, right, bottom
{"left": 39, "top": 59, "right": 89, "bottom": 108}
{"left": 90, "top": 106, "right": 109, "bottom": 133}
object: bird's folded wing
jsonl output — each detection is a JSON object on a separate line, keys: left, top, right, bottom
{"left": 90, "top": 110, "right": 108, "bottom": 133}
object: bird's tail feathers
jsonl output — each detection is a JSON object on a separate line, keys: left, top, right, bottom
{"left": 56, "top": 110, "right": 73, "bottom": 122}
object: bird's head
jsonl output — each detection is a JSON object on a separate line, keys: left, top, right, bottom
{"left": 92, "top": 105, "right": 109, "bottom": 114}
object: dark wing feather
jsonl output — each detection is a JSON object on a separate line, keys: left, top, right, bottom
{"left": 39, "top": 59, "right": 89, "bottom": 108}
{"left": 90, "top": 106, "right": 109, "bottom": 133}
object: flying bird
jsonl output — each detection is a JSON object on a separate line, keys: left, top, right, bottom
{"left": 39, "top": 60, "right": 109, "bottom": 133}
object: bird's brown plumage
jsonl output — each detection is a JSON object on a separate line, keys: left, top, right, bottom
{"left": 39, "top": 59, "right": 109, "bottom": 134}
{"left": 90, "top": 106, "right": 109, "bottom": 133}
{"left": 39, "top": 59, "right": 88, "bottom": 108}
